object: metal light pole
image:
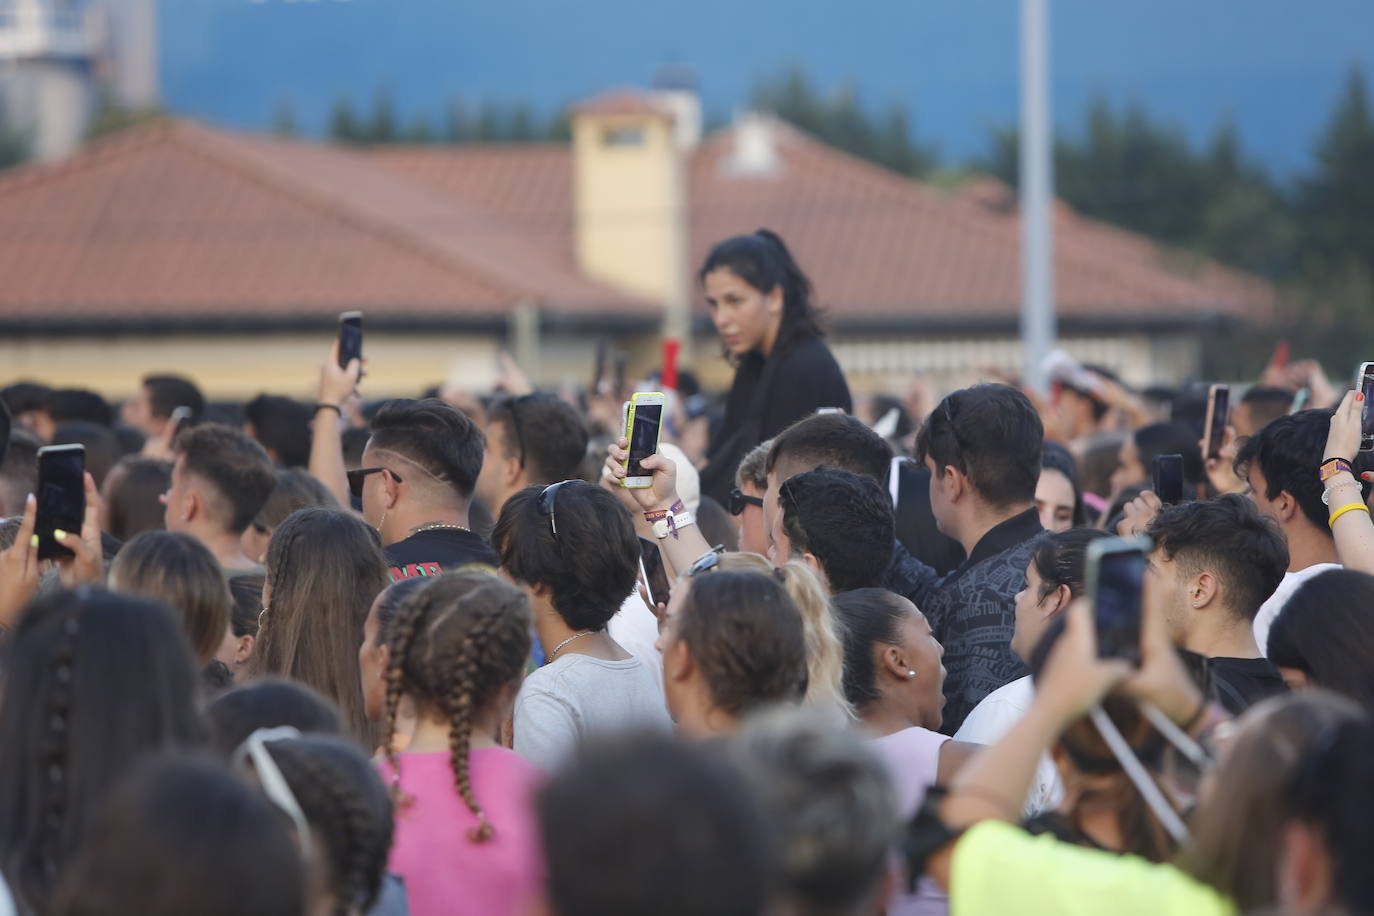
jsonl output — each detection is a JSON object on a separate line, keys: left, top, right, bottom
{"left": 1020, "top": 0, "right": 1056, "bottom": 397}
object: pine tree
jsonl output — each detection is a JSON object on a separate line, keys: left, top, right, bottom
{"left": 328, "top": 97, "right": 360, "bottom": 144}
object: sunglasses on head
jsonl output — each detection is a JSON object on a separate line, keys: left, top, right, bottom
{"left": 538, "top": 480, "right": 574, "bottom": 539}
{"left": 727, "top": 487, "right": 764, "bottom": 516}
{"left": 347, "top": 466, "right": 402, "bottom": 499}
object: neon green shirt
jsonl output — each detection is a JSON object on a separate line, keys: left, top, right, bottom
{"left": 951, "top": 821, "right": 1237, "bottom": 916}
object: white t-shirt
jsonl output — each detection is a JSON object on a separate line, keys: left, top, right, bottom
{"left": 1252, "top": 563, "right": 1341, "bottom": 657}
{"left": 954, "top": 675, "right": 1063, "bottom": 816}
{"left": 513, "top": 653, "right": 671, "bottom": 772}
{"left": 607, "top": 590, "right": 663, "bottom": 679}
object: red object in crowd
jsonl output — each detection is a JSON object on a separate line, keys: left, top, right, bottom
{"left": 662, "top": 339, "right": 680, "bottom": 391}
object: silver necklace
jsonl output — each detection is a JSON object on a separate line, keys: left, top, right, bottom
{"left": 545, "top": 631, "right": 596, "bottom": 664}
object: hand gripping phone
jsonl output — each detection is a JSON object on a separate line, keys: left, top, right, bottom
{"left": 621, "top": 392, "right": 665, "bottom": 489}
{"left": 337, "top": 311, "right": 363, "bottom": 369}
{"left": 36, "top": 444, "right": 86, "bottom": 561}
{"left": 1202, "top": 384, "right": 1230, "bottom": 462}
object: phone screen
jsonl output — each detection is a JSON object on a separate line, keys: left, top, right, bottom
{"left": 1153, "top": 454, "right": 1184, "bottom": 505}
{"left": 1361, "top": 365, "right": 1374, "bottom": 448}
{"left": 627, "top": 404, "right": 662, "bottom": 478}
{"left": 638, "top": 537, "right": 671, "bottom": 608}
{"left": 1094, "top": 548, "right": 1146, "bottom": 664}
{"left": 1205, "top": 385, "right": 1230, "bottom": 460}
{"left": 36, "top": 446, "right": 85, "bottom": 560}
{"left": 337, "top": 314, "right": 363, "bottom": 369}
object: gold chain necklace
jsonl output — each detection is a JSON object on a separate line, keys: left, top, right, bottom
{"left": 410, "top": 522, "right": 471, "bottom": 535}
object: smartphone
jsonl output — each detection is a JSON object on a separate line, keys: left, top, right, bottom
{"left": 1152, "top": 454, "right": 1184, "bottom": 505}
{"left": 337, "top": 311, "right": 363, "bottom": 369}
{"left": 622, "top": 392, "right": 665, "bottom": 489}
{"left": 1359, "top": 362, "right": 1374, "bottom": 451}
{"left": 35, "top": 444, "right": 86, "bottom": 561}
{"left": 1202, "top": 384, "right": 1230, "bottom": 462}
{"left": 1086, "top": 536, "right": 1150, "bottom": 665}
{"left": 638, "top": 537, "right": 672, "bottom": 609}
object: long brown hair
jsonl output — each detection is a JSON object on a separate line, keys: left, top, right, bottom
{"left": 382, "top": 570, "right": 532, "bottom": 842}
{"left": 108, "top": 530, "right": 230, "bottom": 664}
{"left": 251, "top": 507, "right": 389, "bottom": 743}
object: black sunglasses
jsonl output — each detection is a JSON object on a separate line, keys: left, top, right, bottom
{"left": 347, "top": 466, "right": 402, "bottom": 499}
{"left": 727, "top": 487, "right": 764, "bottom": 516}
{"left": 537, "top": 480, "right": 574, "bottom": 539}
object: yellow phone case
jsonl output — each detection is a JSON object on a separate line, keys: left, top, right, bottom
{"left": 621, "top": 392, "right": 665, "bottom": 488}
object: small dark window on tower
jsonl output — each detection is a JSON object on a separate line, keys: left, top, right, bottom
{"left": 603, "top": 127, "right": 645, "bottom": 147}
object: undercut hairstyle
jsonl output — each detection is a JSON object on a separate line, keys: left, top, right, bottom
{"left": 174, "top": 423, "right": 277, "bottom": 534}
{"left": 700, "top": 228, "right": 823, "bottom": 356}
{"left": 142, "top": 374, "right": 205, "bottom": 424}
{"left": 1145, "top": 494, "right": 1289, "bottom": 621}
{"left": 486, "top": 393, "right": 590, "bottom": 485}
{"left": 109, "top": 531, "right": 232, "bottom": 664}
{"left": 47, "top": 755, "right": 304, "bottom": 916}
{"left": 256, "top": 735, "right": 395, "bottom": 915}
{"left": 729, "top": 708, "right": 898, "bottom": 916}
{"left": 102, "top": 457, "right": 171, "bottom": 541}
{"left": 537, "top": 732, "right": 775, "bottom": 916}
{"left": 493, "top": 481, "right": 639, "bottom": 631}
{"left": 676, "top": 569, "right": 809, "bottom": 717}
{"left": 0, "top": 589, "right": 206, "bottom": 915}
{"left": 382, "top": 571, "right": 532, "bottom": 843}
{"left": 916, "top": 384, "right": 1042, "bottom": 507}
{"left": 1287, "top": 717, "right": 1374, "bottom": 913}
{"left": 0, "top": 427, "right": 41, "bottom": 516}
{"left": 1268, "top": 570, "right": 1374, "bottom": 711}
{"left": 1238, "top": 385, "right": 1295, "bottom": 432}
{"left": 253, "top": 467, "right": 339, "bottom": 533}
{"left": 779, "top": 468, "right": 895, "bottom": 592}
{"left": 243, "top": 394, "right": 313, "bottom": 469}
{"left": 1235, "top": 408, "right": 1371, "bottom": 533}
{"left": 50, "top": 421, "right": 120, "bottom": 488}
{"left": 1030, "top": 527, "right": 1111, "bottom": 603}
{"left": 45, "top": 389, "right": 113, "bottom": 427}
{"left": 766, "top": 413, "right": 892, "bottom": 484}
{"left": 206, "top": 678, "right": 344, "bottom": 757}
{"left": 832, "top": 588, "right": 911, "bottom": 709}
{"left": 252, "top": 508, "right": 390, "bottom": 743}
{"left": 736, "top": 438, "right": 773, "bottom": 491}
{"left": 720, "top": 553, "right": 852, "bottom": 718}
{"left": 368, "top": 398, "right": 484, "bottom": 500}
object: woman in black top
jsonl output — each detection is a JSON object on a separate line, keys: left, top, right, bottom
{"left": 698, "top": 229, "right": 851, "bottom": 504}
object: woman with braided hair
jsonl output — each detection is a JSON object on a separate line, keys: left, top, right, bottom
{"left": 0, "top": 589, "right": 206, "bottom": 915}
{"left": 377, "top": 569, "right": 544, "bottom": 916}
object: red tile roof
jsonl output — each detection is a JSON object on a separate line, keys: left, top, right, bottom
{"left": 572, "top": 88, "right": 673, "bottom": 119}
{"left": 0, "top": 120, "right": 642, "bottom": 322}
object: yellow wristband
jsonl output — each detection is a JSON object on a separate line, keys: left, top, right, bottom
{"left": 1328, "top": 502, "right": 1370, "bottom": 528}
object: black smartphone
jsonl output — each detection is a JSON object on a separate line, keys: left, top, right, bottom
{"left": 36, "top": 444, "right": 85, "bottom": 561}
{"left": 1203, "top": 384, "right": 1229, "bottom": 461}
{"left": 638, "top": 537, "right": 671, "bottom": 609}
{"left": 1086, "top": 536, "right": 1149, "bottom": 665}
{"left": 337, "top": 311, "right": 363, "bottom": 369}
{"left": 1359, "top": 362, "right": 1374, "bottom": 451}
{"left": 1152, "top": 454, "right": 1184, "bottom": 505}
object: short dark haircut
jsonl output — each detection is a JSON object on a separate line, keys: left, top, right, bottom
{"left": 243, "top": 395, "right": 313, "bottom": 469}
{"left": 51, "top": 421, "right": 121, "bottom": 488}
{"left": 175, "top": 423, "right": 277, "bottom": 534}
{"left": 142, "top": 375, "right": 205, "bottom": 424}
{"left": 486, "top": 393, "right": 589, "bottom": 485}
{"left": 1, "top": 381, "right": 52, "bottom": 418}
{"left": 677, "top": 569, "right": 809, "bottom": 716}
{"left": 779, "top": 468, "right": 895, "bottom": 592}
{"left": 45, "top": 388, "right": 113, "bottom": 427}
{"left": 493, "top": 481, "right": 638, "bottom": 631}
{"left": 1040, "top": 439, "right": 1086, "bottom": 527}
{"left": 253, "top": 467, "right": 339, "bottom": 532}
{"left": 1239, "top": 385, "right": 1295, "bottom": 431}
{"left": 47, "top": 755, "right": 304, "bottom": 916}
{"left": 206, "top": 678, "right": 344, "bottom": 757}
{"left": 1145, "top": 494, "right": 1289, "bottom": 621}
{"left": 103, "top": 457, "right": 172, "bottom": 541}
{"left": 832, "top": 588, "right": 909, "bottom": 709}
{"left": 1132, "top": 422, "right": 1204, "bottom": 491}
{"left": 766, "top": 413, "right": 892, "bottom": 484}
{"left": 915, "top": 384, "right": 1042, "bottom": 507}
{"left": 1268, "top": 570, "right": 1374, "bottom": 711}
{"left": 537, "top": 733, "right": 775, "bottom": 916}
{"left": 0, "top": 589, "right": 206, "bottom": 913}
{"left": 369, "top": 398, "right": 484, "bottom": 500}
{"left": 1235, "top": 409, "right": 1370, "bottom": 533}
{"left": 0, "top": 427, "right": 41, "bottom": 516}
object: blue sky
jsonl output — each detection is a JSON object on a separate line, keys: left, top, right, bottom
{"left": 161, "top": 0, "right": 1374, "bottom": 176}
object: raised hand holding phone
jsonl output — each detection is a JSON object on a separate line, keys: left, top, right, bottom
{"left": 1202, "top": 384, "right": 1230, "bottom": 462}
{"left": 621, "top": 392, "right": 665, "bottom": 489}
{"left": 337, "top": 311, "right": 363, "bottom": 370}
{"left": 1086, "top": 536, "right": 1151, "bottom": 666}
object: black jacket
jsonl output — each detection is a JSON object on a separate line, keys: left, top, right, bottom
{"left": 700, "top": 334, "right": 851, "bottom": 505}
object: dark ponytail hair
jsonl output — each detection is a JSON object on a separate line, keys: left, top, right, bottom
{"left": 832, "top": 588, "right": 909, "bottom": 709}
{"left": 383, "top": 570, "right": 532, "bottom": 843}
{"left": 699, "top": 228, "right": 823, "bottom": 354}
{"left": 1029, "top": 527, "right": 1111, "bottom": 604}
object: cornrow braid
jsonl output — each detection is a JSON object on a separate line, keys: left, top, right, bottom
{"left": 39, "top": 612, "right": 80, "bottom": 890}
{"left": 383, "top": 571, "right": 532, "bottom": 845}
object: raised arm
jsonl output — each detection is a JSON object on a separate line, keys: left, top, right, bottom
{"left": 309, "top": 339, "right": 362, "bottom": 509}
{"left": 1323, "top": 389, "right": 1374, "bottom": 576}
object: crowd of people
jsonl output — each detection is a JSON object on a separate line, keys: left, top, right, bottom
{"left": 0, "top": 227, "right": 1372, "bottom": 915}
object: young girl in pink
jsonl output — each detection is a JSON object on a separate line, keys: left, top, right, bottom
{"left": 378, "top": 569, "right": 544, "bottom": 916}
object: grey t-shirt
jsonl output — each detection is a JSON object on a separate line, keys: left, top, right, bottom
{"left": 514, "top": 654, "right": 672, "bottom": 772}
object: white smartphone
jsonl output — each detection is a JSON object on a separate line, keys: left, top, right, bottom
{"left": 622, "top": 391, "right": 666, "bottom": 489}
